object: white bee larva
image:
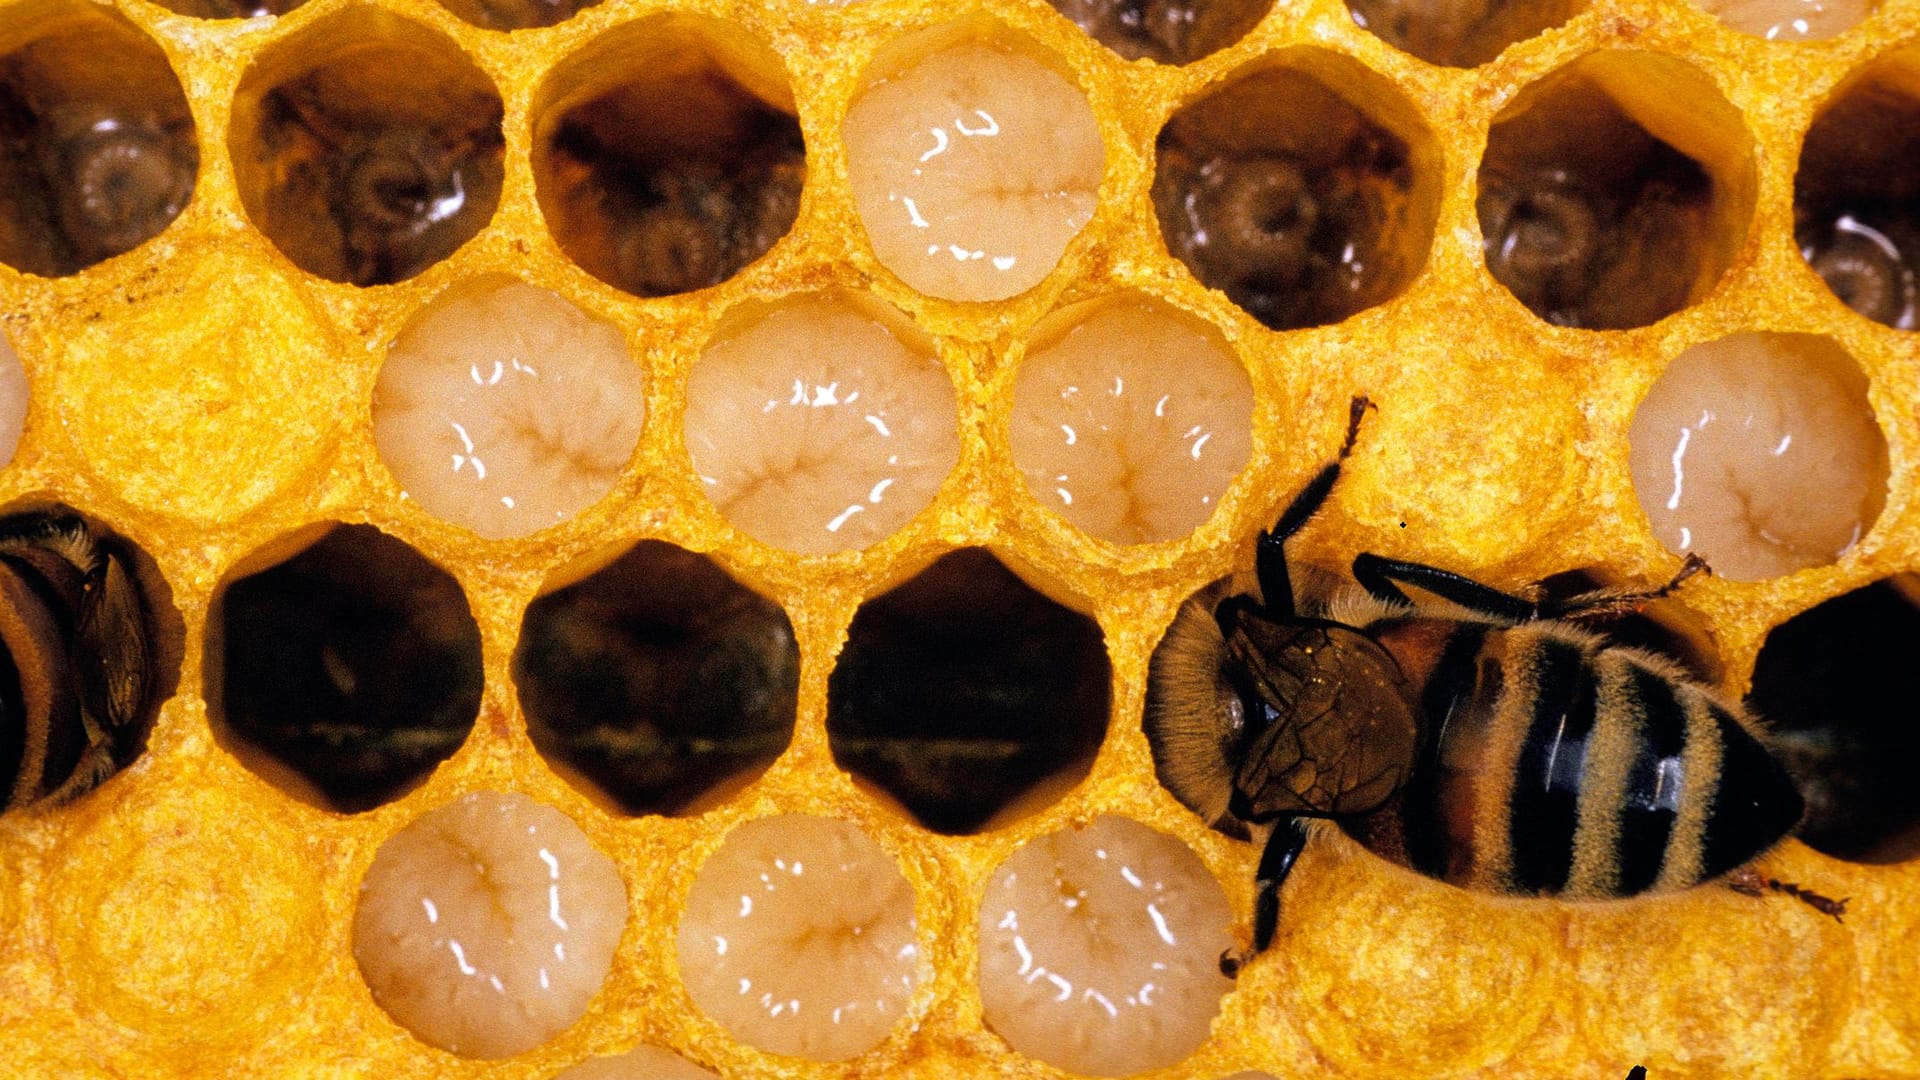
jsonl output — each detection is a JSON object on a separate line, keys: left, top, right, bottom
{"left": 675, "top": 814, "right": 919, "bottom": 1061}
{"left": 976, "top": 815, "right": 1234, "bottom": 1076}
{"left": 1694, "top": 0, "right": 1875, "bottom": 40}
{"left": 1629, "top": 332, "right": 1888, "bottom": 581}
{"left": 352, "top": 791, "right": 629, "bottom": 1058}
{"left": 684, "top": 292, "right": 959, "bottom": 555}
{"left": 1011, "top": 296, "right": 1253, "bottom": 545}
{"left": 841, "top": 32, "right": 1105, "bottom": 302}
{"left": 0, "top": 333, "right": 26, "bottom": 468}
{"left": 552, "top": 1046, "right": 720, "bottom": 1079}
{"left": 372, "top": 277, "right": 645, "bottom": 540}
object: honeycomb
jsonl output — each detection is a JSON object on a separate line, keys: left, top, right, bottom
{"left": 0, "top": 0, "right": 1916, "bottom": 1072}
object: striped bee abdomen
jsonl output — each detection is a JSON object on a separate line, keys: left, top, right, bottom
{"left": 1359, "top": 620, "right": 1802, "bottom": 899}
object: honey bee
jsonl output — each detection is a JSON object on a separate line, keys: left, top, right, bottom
{"left": 0, "top": 511, "right": 158, "bottom": 811}
{"left": 1147, "top": 398, "right": 1835, "bottom": 974}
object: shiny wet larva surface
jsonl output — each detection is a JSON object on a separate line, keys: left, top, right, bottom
{"left": 352, "top": 791, "right": 629, "bottom": 1059}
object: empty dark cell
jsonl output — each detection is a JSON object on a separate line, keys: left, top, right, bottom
{"left": 214, "top": 525, "right": 482, "bottom": 813}
{"left": 1748, "top": 577, "right": 1920, "bottom": 864}
{"left": 1344, "top": 0, "right": 1581, "bottom": 68}
{"left": 513, "top": 541, "right": 797, "bottom": 817}
{"left": 253, "top": 74, "right": 503, "bottom": 286}
{"left": 1046, "top": 0, "right": 1270, "bottom": 65}
{"left": 1795, "top": 81, "right": 1920, "bottom": 331}
{"left": 0, "top": 15, "right": 198, "bottom": 277}
{"left": 827, "top": 549, "right": 1110, "bottom": 834}
{"left": 150, "top": 0, "right": 307, "bottom": 17}
{"left": 543, "top": 68, "right": 803, "bottom": 298}
{"left": 1154, "top": 66, "right": 1426, "bottom": 332}
{"left": 1478, "top": 81, "right": 1715, "bottom": 329}
{"left": 437, "top": 0, "right": 600, "bottom": 31}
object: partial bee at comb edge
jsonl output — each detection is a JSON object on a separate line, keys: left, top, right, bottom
{"left": 0, "top": 508, "right": 164, "bottom": 812}
{"left": 1144, "top": 396, "right": 1838, "bottom": 976}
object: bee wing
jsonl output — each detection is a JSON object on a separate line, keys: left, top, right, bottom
{"left": 74, "top": 550, "right": 152, "bottom": 735}
{"left": 1227, "top": 621, "right": 1421, "bottom": 819}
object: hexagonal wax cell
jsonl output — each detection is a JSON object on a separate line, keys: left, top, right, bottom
{"left": 1629, "top": 332, "right": 1887, "bottom": 581}
{"left": 1011, "top": 295, "right": 1253, "bottom": 545}
{"left": 842, "top": 28, "right": 1105, "bottom": 302}
{"left": 684, "top": 291, "right": 959, "bottom": 555}
{"left": 373, "top": 277, "right": 645, "bottom": 540}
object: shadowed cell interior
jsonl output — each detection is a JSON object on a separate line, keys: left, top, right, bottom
{"left": 1046, "top": 0, "right": 1271, "bottom": 65}
{"left": 512, "top": 541, "right": 799, "bottom": 817}
{"left": 827, "top": 548, "right": 1110, "bottom": 835}
{"left": 148, "top": 0, "right": 306, "bottom": 19}
{"left": 1748, "top": 575, "right": 1920, "bottom": 864}
{"left": 1477, "top": 67, "right": 1720, "bottom": 330}
{"left": 231, "top": 11, "right": 505, "bottom": 287}
{"left": 1343, "top": 0, "right": 1584, "bottom": 68}
{"left": 209, "top": 524, "right": 483, "bottom": 814}
{"left": 1153, "top": 58, "right": 1437, "bottom": 332}
{"left": 535, "top": 30, "right": 803, "bottom": 299}
{"left": 1793, "top": 54, "right": 1920, "bottom": 331}
{"left": 435, "top": 0, "right": 601, "bottom": 32}
{"left": 0, "top": 2, "right": 198, "bottom": 277}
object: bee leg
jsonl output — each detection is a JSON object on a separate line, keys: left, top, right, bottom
{"left": 1350, "top": 553, "right": 1535, "bottom": 622}
{"left": 1256, "top": 396, "right": 1372, "bottom": 616}
{"left": 1220, "top": 815, "right": 1310, "bottom": 977}
{"left": 1543, "top": 553, "right": 1712, "bottom": 622}
{"left": 1725, "top": 865, "right": 1849, "bottom": 922}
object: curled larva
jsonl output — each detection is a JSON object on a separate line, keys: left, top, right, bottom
{"left": 352, "top": 791, "right": 628, "bottom": 1058}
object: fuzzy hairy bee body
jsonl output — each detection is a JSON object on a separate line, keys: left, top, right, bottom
{"left": 0, "top": 512, "right": 156, "bottom": 811}
{"left": 1346, "top": 614, "right": 1802, "bottom": 900}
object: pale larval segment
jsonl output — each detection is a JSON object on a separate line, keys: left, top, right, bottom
{"left": 977, "top": 815, "right": 1234, "bottom": 1076}
{"left": 842, "top": 37, "right": 1105, "bottom": 302}
{"left": 0, "top": 333, "right": 25, "bottom": 467}
{"left": 1011, "top": 296, "right": 1253, "bottom": 545}
{"left": 675, "top": 814, "right": 919, "bottom": 1061}
{"left": 1695, "top": 0, "right": 1874, "bottom": 39}
{"left": 552, "top": 1046, "right": 720, "bottom": 1079}
{"left": 352, "top": 791, "right": 629, "bottom": 1059}
{"left": 684, "top": 292, "right": 959, "bottom": 555}
{"left": 373, "top": 278, "right": 645, "bottom": 539}
{"left": 1629, "top": 332, "right": 1887, "bottom": 581}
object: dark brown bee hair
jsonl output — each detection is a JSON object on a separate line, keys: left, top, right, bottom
{"left": 1, "top": 510, "right": 158, "bottom": 810}
{"left": 1146, "top": 397, "right": 1828, "bottom": 974}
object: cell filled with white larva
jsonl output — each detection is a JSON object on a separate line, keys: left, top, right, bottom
{"left": 684, "top": 291, "right": 959, "bottom": 556}
{"left": 372, "top": 277, "right": 645, "bottom": 540}
{"left": 826, "top": 549, "right": 1110, "bottom": 834}
{"left": 208, "top": 524, "right": 484, "bottom": 812}
{"left": 531, "top": 17, "right": 803, "bottom": 299}
{"left": 675, "top": 814, "right": 919, "bottom": 1062}
{"left": 1475, "top": 53, "right": 1754, "bottom": 330}
{"left": 0, "top": 1, "right": 198, "bottom": 278}
{"left": 552, "top": 1046, "right": 720, "bottom": 1079}
{"left": 1794, "top": 47, "right": 1920, "bottom": 329}
{"left": 841, "top": 25, "right": 1105, "bottom": 303}
{"left": 0, "top": 333, "right": 25, "bottom": 468}
{"left": 1692, "top": 0, "right": 1876, "bottom": 40}
{"left": 976, "top": 815, "right": 1235, "bottom": 1076}
{"left": 352, "top": 790, "right": 628, "bottom": 1058}
{"left": 1011, "top": 295, "right": 1253, "bottom": 546}
{"left": 228, "top": 10, "right": 504, "bottom": 286}
{"left": 1628, "top": 332, "right": 1887, "bottom": 581}
{"left": 1153, "top": 55, "right": 1440, "bottom": 332}
{"left": 512, "top": 540, "right": 799, "bottom": 817}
